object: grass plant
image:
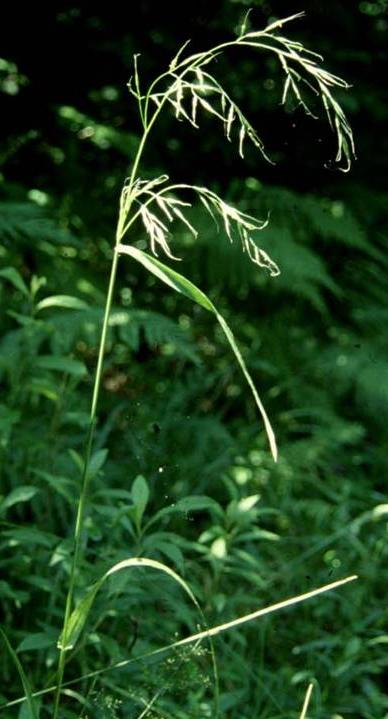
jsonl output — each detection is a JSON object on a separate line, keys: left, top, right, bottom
{"left": 0, "top": 13, "right": 359, "bottom": 718}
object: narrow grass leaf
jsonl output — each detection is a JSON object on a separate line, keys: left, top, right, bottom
{"left": 0, "top": 627, "right": 39, "bottom": 719}
{"left": 170, "top": 575, "right": 358, "bottom": 648}
{"left": 299, "top": 682, "right": 314, "bottom": 719}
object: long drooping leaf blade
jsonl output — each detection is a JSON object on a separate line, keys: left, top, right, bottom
{"left": 118, "top": 245, "right": 213, "bottom": 310}
{"left": 117, "top": 244, "right": 278, "bottom": 461}
{"left": 215, "top": 312, "right": 277, "bottom": 461}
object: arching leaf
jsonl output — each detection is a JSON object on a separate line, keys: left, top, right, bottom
{"left": 117, "top": 244, "right": 278, "bottom": 461}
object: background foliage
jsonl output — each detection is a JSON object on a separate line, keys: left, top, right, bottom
{"left": 1, "top": 1, "right": 387, "bottom": 717}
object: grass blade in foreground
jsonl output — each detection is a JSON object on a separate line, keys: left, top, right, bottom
{"left": 56, "top": 556, "right": 218, "bottom": 716}
{"left": 0, "top": 627, "right": 40, "bottom": 719}
{"left": 160, "top": 574, "right": 357, "bottom": 648}
{"left": 300, "top": 683, "right": 314, "bottom": 719}
{"left": 0, "top": 575, "right": 356, "bottom": 713}
{"left": 117, "top": 244, "right": 278, "bottom": 461}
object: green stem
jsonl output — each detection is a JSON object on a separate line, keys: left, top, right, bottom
{"left": 52, "top": 241, "right": 120, "bottom": 718}
{"left": 52, "top": 75, "right": 169, "bottom": 719}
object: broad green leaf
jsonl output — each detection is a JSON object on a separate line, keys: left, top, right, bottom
{"left": 32, "top": 469, "right": 75, "bottom": 504}
{"left": 131, "top": 475, "right": 150, "bottom": 528}
{"left": 0, "top": 267, "right": 30, "bottom": 298}
{"left": 19, "top": 700, "right": 32, "bottom": 719}
{"left": 87, "top": 449, "right": 108, "bottom": 479}
{"left": 0, "top": 404, "right": 20, "bottom": 432}
{"left": 236, "top": 528, "right": 280, "bottom": 542}
{"left": 27, "top": 378, "right": 60, "bottom": 402}
{"left": 155, "top": 541, "right": 185, "bottom": 573}
{"left": 35, "top": 356, "right": 87, "bottom": 377}
{"left": 58, "top": 556, "right": 200, "bottom": 651}
{"left": 368, "top": 635, "right": 388, "bottom": 646}
{"left": 372, "top": 504, "right": 388, "bottom": 519}
{"left": 17, "top": 633, "right": 54, "bottom": 652}
{"left": 2, "top": 528, "right": 56, "bottom": 548}
{"left": 68, "top": 449, "right": 83, "bottom": 473}
{"left": 145, "top": 495, "right": 221, "bottom": 531}
{"left": 62, "top": 410, "right": 90, "bottom": 428}
{"left": 29, "top": 275, "right": 46, "bottom": 301}
{"left": 0, "top": 486, "right": 39, "bottom": 514}
{"left": 210, "top": 537, "right": 227, "bottom": 559}
{"left": 35, "top": 295, "right": 89, "bottom": 312}
{"left": 237, "top": 494, "right": 260, "bottom": 512}
{"left": 117, "top": 245, "right": 277, "bottom": 461}
{"left": 0, "top": 627, "right": 39, "bottom": 719}
{"left": 96, "top": 488, "right": 133, "bottom": 502}
{"left": 176, "top": 496, "right": 221, "bottom": 513}
{"left": 7, "top": 310, "right": 39, "bottom": 327}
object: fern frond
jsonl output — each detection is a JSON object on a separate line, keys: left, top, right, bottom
{"left": 0, "top": 202, "right": 80, "bottom": 250}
